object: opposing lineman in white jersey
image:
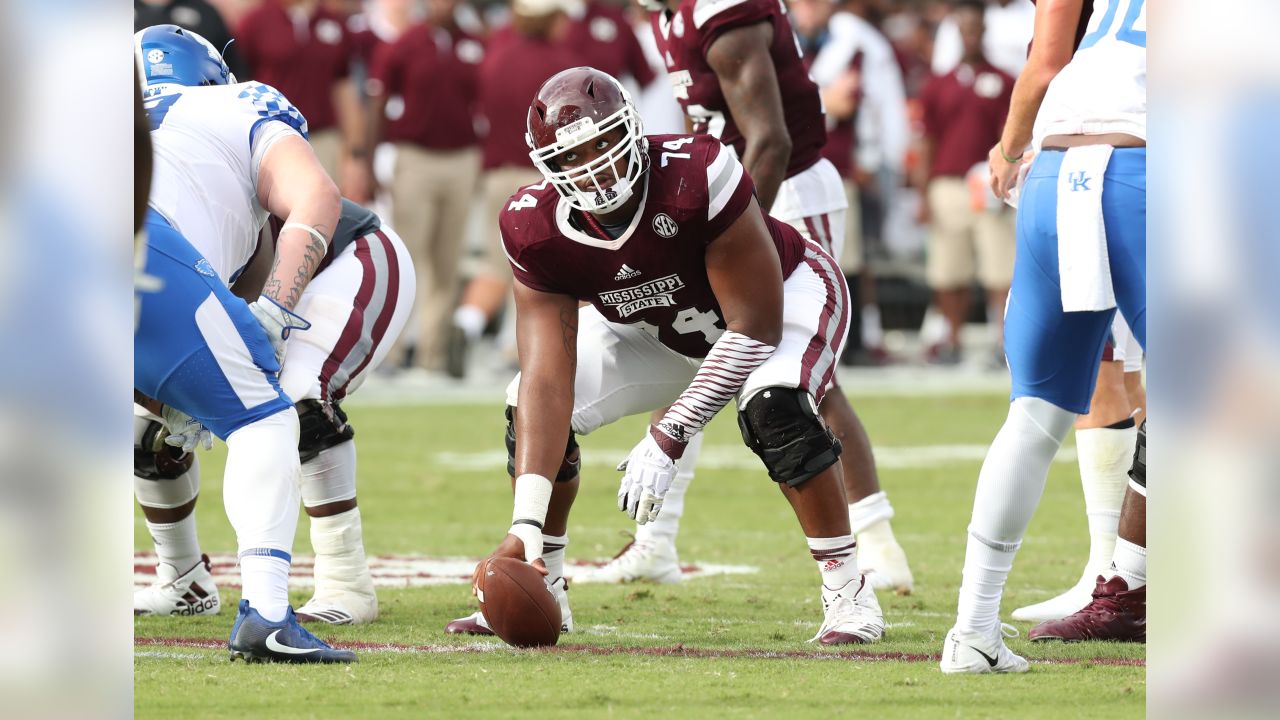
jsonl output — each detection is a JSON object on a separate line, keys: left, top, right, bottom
{"left": 134, "top": 24, "right": 355, "bottom": 663}
{"left": 144, "top": 80, "right": 306, "bottom": 284}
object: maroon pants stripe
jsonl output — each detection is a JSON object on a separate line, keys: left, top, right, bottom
{"left": 318, "top": 235, "right": 380, "bottom": 403}
{"left": 335, "top": 230, "right": 402, "bottom": 401}
{"left": 798, "top": 248, "right": 841, "bottom": 401}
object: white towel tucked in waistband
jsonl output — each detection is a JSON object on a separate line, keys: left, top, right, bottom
{"left": 1056, "top": 145, "right": 1116, "bottom": 312}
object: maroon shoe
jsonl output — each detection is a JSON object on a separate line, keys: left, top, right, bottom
{"left": 444, "top": 611, "right": 493, "bottom": 636}
{"left": 1029, "top": 575, "right": 1145, "bottom": 643}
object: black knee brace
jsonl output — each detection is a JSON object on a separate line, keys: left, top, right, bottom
{"left": 297, "top": 399, "right": 355, "bottom": 463}
{"left": 737, "top": 387, "right": 842, "bottom": 487}
{"left": 134, "top": 419, "right": 195, "bottom": 480}
{"left": 505, "top": 406, "right": 580, "bottom": 482}
{"left": 1128, "top": 419, "right": 1146, "bottom": 490}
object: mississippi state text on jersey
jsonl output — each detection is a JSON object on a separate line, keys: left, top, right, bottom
{"left": 145, "top": 81, "right": 309, "bottom": 284}
{"left": 500, "top": 134, "right": 805, "bottom": 359}
{"left": 651, "top": 0, "right": 826, "bottom": 178}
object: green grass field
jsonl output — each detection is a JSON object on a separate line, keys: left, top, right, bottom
{"left": 133, "top": 391, "right": 1145, "bottom": 719}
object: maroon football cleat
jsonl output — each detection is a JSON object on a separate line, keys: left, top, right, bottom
{"left": 1029, "top": 575, "right": 1145, "bottom": 643}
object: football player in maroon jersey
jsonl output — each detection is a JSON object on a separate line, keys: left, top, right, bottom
{"left": 574, "top": 0, "right": 912, "bottom": 596}
{"left": 449, "top": 67, "right": 885, "bottom": 645}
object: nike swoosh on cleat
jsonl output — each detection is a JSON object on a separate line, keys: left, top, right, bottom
{"left": 967, "top": 644, "right": 999, "bottom": 668}
{"left": 265, "top": 630, "right": 321, "bottom": 655}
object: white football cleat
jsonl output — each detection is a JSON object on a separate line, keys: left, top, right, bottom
{"left": 1011, "top": 575, "right": 1096, "bottom": 623}
{"left": 134, "top": 554, "right": 221, "bottom": 617}
{"left": 940, "top": 624, "right": 1030, "bottom": 674}
{"left": 570, "top": 536, "right": 682, "bottom": 585}
{"left": 811, "top": 576, "right": 885, "bottom": 644}
{"left": 445, "top": 576, "right": 574, "bottom": 635}
{"left": 296, "top": 588, "right": 378, "bottom": 625}
{"left": 444, "top": 609, "right": 493, "bottom": 636}
{"left": 858, "top": 532, "right": 915, "bottom": 595}
{"left": 548, "top": 576, "right": 574, "bottom": 633}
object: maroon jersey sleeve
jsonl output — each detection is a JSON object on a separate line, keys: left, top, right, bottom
{"left": 701, "top": 139, "right": 755, "bottom": 241}
{"left": 498, "top": 183, "right": 567, "bottom": 295}
{"left": 692, "top": 0, "right": 776, "bottom": 57}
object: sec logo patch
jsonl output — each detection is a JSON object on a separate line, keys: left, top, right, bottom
{"left": 652, "top": 213, "right": 678, "bottom": 238}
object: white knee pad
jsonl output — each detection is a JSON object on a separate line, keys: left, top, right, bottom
{"left": 134, "top": 406, "right": 201, "bottom": 508}
{"left": 134, "top": 456, "right": 201, "bottom": 509}
{"left": 301, "top": 439, "right": 357, "bottom": 507}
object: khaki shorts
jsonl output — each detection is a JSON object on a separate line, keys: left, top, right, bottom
{"left": 926, "top": 177, "right": 1015, "bottom": 289}
{"left": 840, "top": 179, "right": 864, "bottom": 275}
{"left": 481, "top": 166, "right": 545, "bottom": 279}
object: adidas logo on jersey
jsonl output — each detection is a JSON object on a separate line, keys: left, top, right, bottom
{"left": 614, "top": 264, "right": 641, "bottom": 281}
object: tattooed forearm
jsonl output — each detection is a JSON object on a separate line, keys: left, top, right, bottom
{"left": 263, "top": 226, "right": 330, "bottom": 310}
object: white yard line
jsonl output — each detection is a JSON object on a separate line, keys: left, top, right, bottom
{"left": 435, "top": 444, "right": 1076, "bottom": 472}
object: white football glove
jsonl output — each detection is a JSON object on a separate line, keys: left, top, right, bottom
{"left": 248, "top": 296, "right": 311, "bottom": 365}
{"left": 616, "top": 431, "right": 679, "bottom": 525}
{"left": 161, "top": 406, "right": 212, "bottom": 454}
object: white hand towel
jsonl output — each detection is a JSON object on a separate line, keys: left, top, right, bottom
{"left": 1056, "top": 145, "right": 1116, "bottom": 312}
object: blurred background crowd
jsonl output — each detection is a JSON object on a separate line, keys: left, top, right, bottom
{"left": 135, "top": 0, "right": 1037, "bottom": 381}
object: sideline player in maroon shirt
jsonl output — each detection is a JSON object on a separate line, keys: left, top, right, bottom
{"left": 366, "top": 0, "right": 485, "bottom": 373}
{"left": 447, "top": 67, "right": 885, "bottom": 645}
{"left": 236, "top": 0, "right": 371, "bottom": 202}
{"left": 566, "top": 0, "right": 657, "bottom": 89}
{"left": 577, "top": 0, "right": 912, "bottom": 597}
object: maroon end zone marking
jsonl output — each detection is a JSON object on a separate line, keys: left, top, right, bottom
{"left": 135, "top": 637, "right": 1145, "bottom": 667}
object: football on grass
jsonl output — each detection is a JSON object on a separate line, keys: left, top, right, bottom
{"left": 478, "top": 557, "right": 561, "bottom": 648}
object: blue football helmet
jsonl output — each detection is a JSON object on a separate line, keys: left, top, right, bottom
{"left": 134, "top": 24, "right": 234, "bottom": 88}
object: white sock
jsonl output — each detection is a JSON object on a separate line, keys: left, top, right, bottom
{"left": 808, "top": 535, "right": 860, "bottom": 590}
{"left": 309, "top": 508, "right": 372, "bottom": 597}
{"left": 848, "top": 490, "right": 894, "bottom": 535}
{"left": 635, "top": 432, "right": 702, "bottom": 545}
{"left": 861, "top": 304, "right": 884, "bottom": 348}
{"left": 240, "top": 554, "right": 291, "bottom": 623}
{"left": 956, "top": 397, "right": 1074, "bottom": 635}
{"left": 541, "top": 533, "right": 568, "bottom": 584}
{"left": 453, "top": 304, "right": 486, "bottom": 340}
{"left": 1075, "top": 423, "right": 1136, "bottom": 581}
{"left": 146, "top": 516, "right": 201, "bottom": 573}
{"left": 136, "top": 457, "right": 203, "bottom": 571}
{"left": 1107, "top": 538, "right": 1147, "bottom": 590}
{"left": 224, "top": 410, "right": 302, "bottom": 623}
{"left": 955, "top": 531, "right": 1016, "bottom": 637}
